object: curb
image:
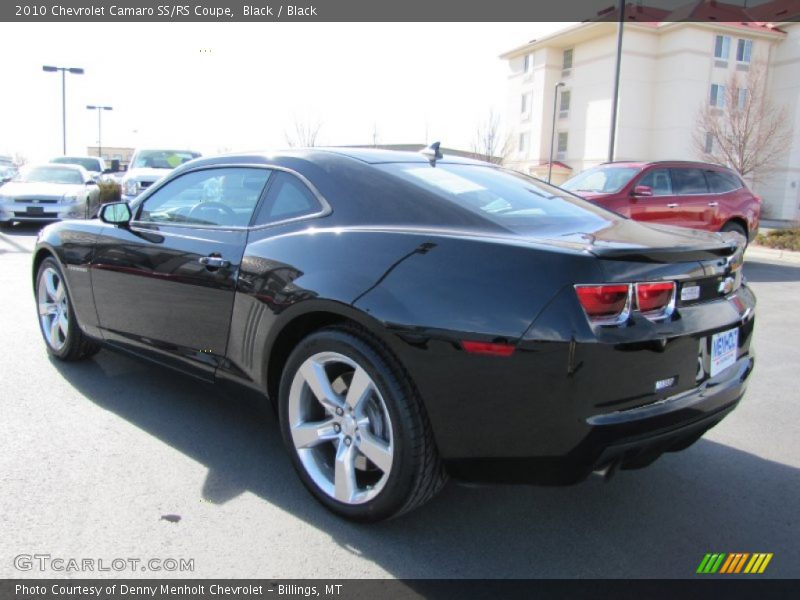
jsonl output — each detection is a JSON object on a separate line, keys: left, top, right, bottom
{"left": 745, "top": 245, "right": 800, "bottom": 265}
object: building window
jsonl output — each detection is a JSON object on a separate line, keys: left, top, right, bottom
{"left": 523, "top": 54, "right": 531, "bottom": 72}
{"left": 557, "top": 132, "right": 568, "bottom": 154}
{"left": 519, "top": 132, "right": 529, "bottom": 154}
{"left": 736, "top": 39, "right": 753, "bottom": 63}
{"left": 521, "top": 93, "right": 529, "bottom": 114}
{"left": 714, "top": 35, "right": 731, "bottom": 60}
{"left": 562, "top": 48, "right": 573, "bottom": 70}
{"left": 737, "top": 88, "right": 749, "bottom": 110}
{"left": 710, "top": 84, "right": 726, "bottom": 108}
{"left": 704, "top": 132, "right": 714, "bottom": 154}
{"left": 559, "top": 90, "right": 570, "bottom": 117}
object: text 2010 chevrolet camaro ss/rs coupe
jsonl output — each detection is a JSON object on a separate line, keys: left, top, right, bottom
{"left": 32, "top": 147, "right": 755, "bottom": 521}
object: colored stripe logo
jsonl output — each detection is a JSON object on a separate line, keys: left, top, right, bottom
{"left": 697, "top": 553, "right": 773, "bottom": 574}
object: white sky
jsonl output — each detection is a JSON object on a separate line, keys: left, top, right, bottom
{"left": 0, "top": 22, "right": 570, "bottom": 162}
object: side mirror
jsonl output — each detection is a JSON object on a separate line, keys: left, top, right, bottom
{"left": 632, "top": 185, "right": 653, "bottom": 197}
{"left": 86, "top": 179, "right": 98, "bottom": 185}
{"left": 100, "top": 202, "right": 132, "bottom": 225}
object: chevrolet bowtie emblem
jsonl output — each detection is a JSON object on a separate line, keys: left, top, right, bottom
{"left": 718, "top": 276, "right": 735, "bottom": 295}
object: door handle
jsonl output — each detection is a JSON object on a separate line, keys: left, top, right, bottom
{"left": 199, "top": 256, "right": 230, "bottom": 268}
{"left": 707, "top": 202, "right": 719, "bottom": 207}
{"left": 666, "top": 203, "right": 679, "bottom": 208}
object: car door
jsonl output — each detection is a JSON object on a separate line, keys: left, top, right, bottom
{"left": 668, "top": 167, "right": 714, "bottom": 231}
{"left": 91, "top": 165, "right": 272, "bottom": 380}
{"left": 704, "top": 169, "right": 741, "bottom": 231}
{"left": 628, "top": 168, "right": 681, "bottom": 225}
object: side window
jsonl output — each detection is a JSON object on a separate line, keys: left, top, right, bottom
{"left": 637, "top": 169, "right": 673, "bottom": 196}
{"left": 706, "top": 170, "right": 742, "bottom": 193}
{"left": 253, "top": 171, "right": 323, "bottom": 226}
{"left": 138, "top": 167, "right": 270, "bottom": 227}
{"left": 671, "top": 168, "right": 708, "bottom": 194}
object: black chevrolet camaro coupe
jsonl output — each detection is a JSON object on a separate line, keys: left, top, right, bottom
{"left": 32, "top": 147, "right": 755, "bottom": 521}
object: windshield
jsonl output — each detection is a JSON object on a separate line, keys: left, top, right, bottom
{"left": 562, "top": 166, "right": 640, "bottom": 194}
{"left": 132, "top": 150, "right": 200, "bottom": 170}
{"left": 379, "top": 163, "right": 613, "bottom": 233}
{"left": 19, "top": 166, "right": 83, "bottom": 185}
{"left": 51, "top": 156, "right": 102, "bottom": 172}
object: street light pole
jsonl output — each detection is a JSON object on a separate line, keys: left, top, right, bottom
{"left": 42, "top": 65, "right": 85, "bottom": 155}
{"left": 86, "top": 105, "right": 113, "bottom": 159}
{"left": 548, "top": 82, "right": 565, "bottom": 184}
{"left": 608, "top": 0, "right": 625, "bottom": 162}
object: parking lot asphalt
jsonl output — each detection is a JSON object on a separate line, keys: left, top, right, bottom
{"left": 1, "top": 223, "right": 798, "bottom": 580}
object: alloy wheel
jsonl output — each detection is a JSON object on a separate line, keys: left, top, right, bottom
{"left": 287, "top": 351, "right": 394, "bottom": 505}
{"left": 38, "top": 266, "right": 69, "bottom": 352}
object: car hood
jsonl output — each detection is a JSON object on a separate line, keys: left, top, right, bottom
{"left": 124, "top": 167, "right": 172, "bottom": 180}
{"left": 0, "top": 181, "right": 86, "bottom": 198}
{"left": 566, "top": 190, "right": 613, "bottom": 202}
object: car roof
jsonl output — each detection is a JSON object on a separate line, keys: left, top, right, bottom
{"left": 312, "top": 147, "right": 492, "bottom": 165}
{"left": 52, "top": 155, "right": 100, "bottom": 161}
{"left": 134, "top": 148, "right": 201, "bottom": 154}
{"left": 189, "top": 147, "right": 493, "bottom": 167}
{"left": 598, "top": 160, "right": 732, "bottom": 170}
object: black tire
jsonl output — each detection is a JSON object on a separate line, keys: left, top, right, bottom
{"left": 278, "top": 325, "right": 446, "bottom": 522}
{"left": 721, "top": 221, "right": 748, "bottom": 245}
{"left": 35, "top": 257, "right": 101, "bottom": 361}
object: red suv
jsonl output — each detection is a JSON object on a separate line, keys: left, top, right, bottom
{"left": 562, "top": 161, "right": 761, "bottom": 241}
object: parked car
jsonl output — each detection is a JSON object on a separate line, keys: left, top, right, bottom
{"left": 562, "top": 161, "right": 760, "bottom": 241}
{"left": 50, "top": 155, "right": 116, "bottom": 182}
{"left": 121, "top": 148, "right": 201, "bottom": 202}
{"left": 0, "top": 164, "right": 100, "bottom": 228}
{"left": 32, "top": 148, "right": 755, "bottom": 521}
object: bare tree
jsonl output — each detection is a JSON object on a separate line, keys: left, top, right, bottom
{"left": 693, "top": 61, "right": 791, "bottom": 183}
{"left": 497, "top": 134, "right": 517, "bottom": 168}
{"left": 285, "top": 117, "right": 322, "bottom": 147}
{"left": 471, "top": 110, "right": 503, "bottom": 164}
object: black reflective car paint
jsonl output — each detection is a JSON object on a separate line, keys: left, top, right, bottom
{"left": 33, "top": 149, "right": 755, "bottom": 484}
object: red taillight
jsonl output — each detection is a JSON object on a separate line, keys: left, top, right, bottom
{"left": 636, "top": 282, "right": 676, "bottom": 315}
{"left": 574, "top": 284, "right": 630, "bottom": 322}
{"left": 461, "top": 340, "right": 515, "bottom": 357}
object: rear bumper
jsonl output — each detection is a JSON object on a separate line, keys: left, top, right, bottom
{"left": 446, "top": 354, "right": 754, "bottom": 484}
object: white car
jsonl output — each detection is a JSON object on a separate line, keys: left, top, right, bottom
{"left": 121, "top": 148, "right": 201, "bottom": 202}
{"left": 0, "top": 164, "right": 101, "bottom": 228}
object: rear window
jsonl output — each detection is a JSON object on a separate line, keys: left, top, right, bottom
{"left": 378, "top": 163, "right": 611, "bottom": 233}
{"left": 562, "top": 166, "right": 640, "bottom": 194}
{"left": 705, "top": 170, "right": 742, "bottom": 193}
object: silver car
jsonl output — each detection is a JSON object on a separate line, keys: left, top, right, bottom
{"left": 0, "top": 164, "right": 101, "bottom": 228}
{"left": 121, "top": 148, "right": 201, "bottom": 202}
